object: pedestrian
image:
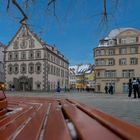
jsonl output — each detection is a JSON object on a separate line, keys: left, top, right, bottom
{"left": 104, "top": 85, "right": 108, "bottom": 94}
{"left": 11, "top": 84, "right": 15, "bottom": 91}
{"left": 109, "top": 84, "right": 113, "bottom": 95}
{"left": 132, "top": 77, "right": 140, "bottom": 98}
{"left": 137, "top": 78, "right": 140, "bottom": 96}
{"left": 128, "top": 79, "right": 132, "bottom": 97}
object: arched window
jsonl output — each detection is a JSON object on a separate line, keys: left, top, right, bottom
{"left": 14, "top": 64, "right": 19, "bottom": 74}
{"left": 20, "top": 63, "right": 27, "bottom": 74}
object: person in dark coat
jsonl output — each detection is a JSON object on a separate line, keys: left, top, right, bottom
{"left": 104, "top": 85, "right": 108, "bottom": 94}
{"left": 109, "top": 84, "right": 113, "bottom": 95}
{"left": 132, "top": 77, "right": 140, "bottom": 98}
{"left": 128, "top": 79, "right": 132, "bottom": 97}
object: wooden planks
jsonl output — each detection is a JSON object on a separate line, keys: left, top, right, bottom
{"left": 44, "top": 101, "right": 72, "bottom": 140}
{"left": 0, "top": 96, "right": 140, "bottom": 140}
{"left": 65, "top": 99, "right": 140, "bottom": 140}
{"left": 0, "top": 91, "right": 7, "bottom": 117}
{"left": 61, "top": 99, "right": 122, "bottom": 140}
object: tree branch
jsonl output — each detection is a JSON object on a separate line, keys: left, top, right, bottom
{"left": 12, "top": 0, "right": 28, "bottom": 22}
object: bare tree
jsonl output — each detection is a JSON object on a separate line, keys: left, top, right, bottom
{"left": 5, "top": 0, "right": 120, "bottom": 30}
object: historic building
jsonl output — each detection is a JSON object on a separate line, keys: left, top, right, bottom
{"left": 69, "top": 64, "right": 95, "bottom": 90}
{"left": 69, "top": 67, "right": 76, "bottom": 89}
{"left": 5, "top": 22, "right": 69, "bottom": 91}
{"left": 0, "top": 42, "right": 5, "bottom": 83}
{"left": 94, "top": 28, "right": 140, "bottom": 93}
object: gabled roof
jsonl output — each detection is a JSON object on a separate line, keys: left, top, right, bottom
{"left": 6, "top": 22, "right": 69, "bottom": 63}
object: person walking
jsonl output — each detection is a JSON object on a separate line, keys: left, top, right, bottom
{"left": 11, "top": 84, "right": 15, "bottom": 92}
{"left": 132, "top": 77, "right": 140, "bottom": 98}
{"left": 104, "top": 85, "right": 108, "bottom": 94}
{"left": 128, "top": 79, "right": 132, "bottom": 97}
{"left": 109, "top": 84, "right": 113, "bottom": 95}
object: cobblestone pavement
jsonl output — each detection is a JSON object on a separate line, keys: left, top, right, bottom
{"left": 5, "top": 91, "right": 140, "bottom": 127}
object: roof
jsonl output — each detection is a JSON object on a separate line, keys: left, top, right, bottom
{"left": 69, "top": 64, "right": 92, "bottom": 75}
{"left": 108, "top": 27, "right": 140, "bottom": 39}
{"left": 6, "top": 22, "right": 69, "bottom": 63}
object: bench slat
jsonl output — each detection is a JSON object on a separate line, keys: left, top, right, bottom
{"left": 15, "top": 102, "right": 49, "bottom": 140}
{"left": 61, "top": 100, "right": 121, "bottom": 140}
{"left": 44, "top": 101, "right": 72, "bottom": 140}
{"left": 0, "top": 106, "right": 36, "bottom": 139}
{"left": 67, "top": 99, "right": 140, "bottom": 140}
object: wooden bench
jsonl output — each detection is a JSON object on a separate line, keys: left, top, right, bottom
{"left": 0, "top": 96, "right": 140, "bottom": 140}
{"left": 0, "top": 91, "right": 7, "bottom": 116}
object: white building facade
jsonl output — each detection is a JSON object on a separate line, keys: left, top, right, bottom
{"left": 94, "top": 28, "right": 140, "bottom": 93}
{"left": 5, "top": 22, "right": 69, "bottom": 91}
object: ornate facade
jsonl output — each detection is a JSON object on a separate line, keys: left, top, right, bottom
{"left": 5, "top": 22, "right": 69, "bottom": 91}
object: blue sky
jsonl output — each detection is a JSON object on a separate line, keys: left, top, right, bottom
{"left": 0, "top": 0, "right": 140, "bottom": 65}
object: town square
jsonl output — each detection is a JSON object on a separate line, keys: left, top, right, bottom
{"left": 0, "top": 0, "right": 140, "bottom": 140}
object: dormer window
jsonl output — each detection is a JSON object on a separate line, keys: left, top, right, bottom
{"left": 121, "top": 37, "right": 137, "bottom": 44}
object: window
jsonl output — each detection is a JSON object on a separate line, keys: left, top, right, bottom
{"left": 96, "top": 50, "right": 100, "bottom": 56}
{"left": 130, "top": 47, "right": 137, "bottom": 54}
{"left": 48, "top": 64, "right": 50, "bottom": 74}
{"left": 29, "top": 51, "right": 34, "bottom": 59}
{"left": 14, "top": 64, "right": 19, "bottom": 74}
{"left": 21, "top": 51, "right": 26, "bottom": 60}
{"left": 8, "top": 64, "right": 12, "bottom": 74}
{"left": 50, "top": 65, "right": 53, "bottom": 74}
{"left": 8, "top": 52, "right": 13, "bottom": 60}
{"left": 119, "top": 48, "right": 127, "bottom": 54}
{"left": 100, "top": 50, "right": 105, "bottom": 55}
{"left": 36, "top": 51, "right": 41, "bottom": 59}
{"left": 35, "top": 81, "right": 41, "bottom": 90}
{"left": 47, "top": 53, "right": 50, "bottom": 60}
{"left": 61, "top": 69, "right": 64, "bottom": 77}
{"left": 54, "top": 66, "right": 56, "bottom": 75}
{"left": 14, "top": 52, "right": 19, "bottom": 60}
{"left": 105, "top": 70, "right": 116, "bottom": 78}
{"left": 58, "top": 68, "right": 60, "bottom": 76}
{"left": 28, "top": 63, "right": 34, "bottom": 74}
{"left": 51, "top": 55, "right": 53, "bottom": 61}
{"left": 119, "top": 58, "right": 127, "bottom": 65}
{"left": 121, "top": 37, "right": 137, "bottom": 44}
{"left": 122, "top": 70, "right": 134, "bottom": 78}
{"left": 95, "top": 59, "right": 106, "bottom": 66}
{"left": 108, "top": 49, "right": 115, "bottom": 55}
{"left": 37, "top": 84, "right": 40, "bottom": 89}
{"left": 20, "top": 64, "right": 27, "bottom": 74}
{"left": 36, "top": 62, "right": 41, "bottom": 74}
{"left": 130, "top": 58, "right": 138, "bottom": 65}
{"left": 108, "top": 59, "right": 114, "bottom": 65}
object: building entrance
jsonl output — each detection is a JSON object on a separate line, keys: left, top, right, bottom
{"left": 14, "top": 77, "right": 33, "bottom": 91}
